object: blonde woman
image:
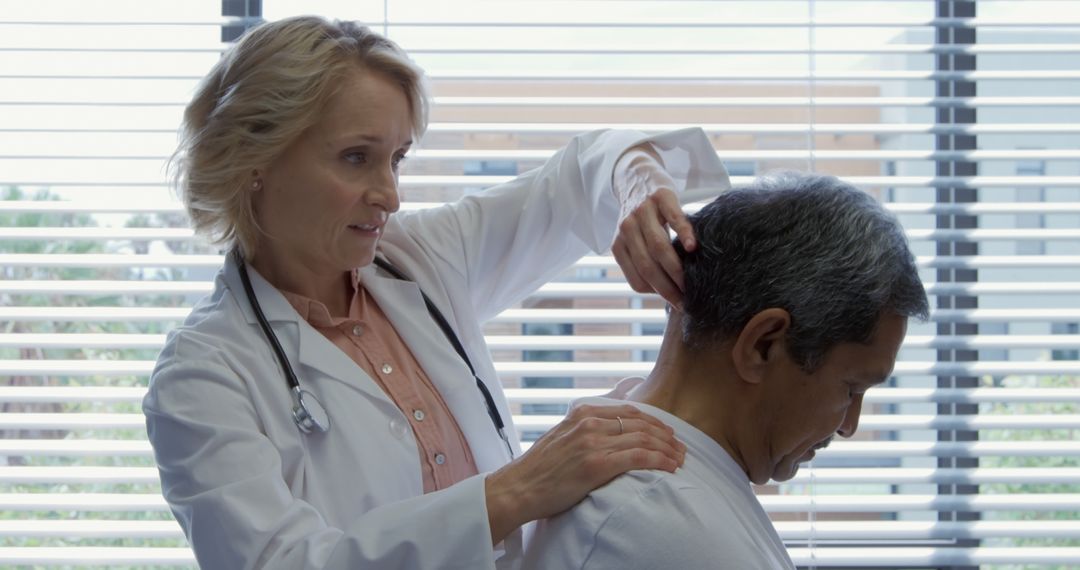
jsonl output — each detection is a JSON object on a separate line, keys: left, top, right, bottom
{"left": 144, "top": 15, "right": 729, "bottom": 569}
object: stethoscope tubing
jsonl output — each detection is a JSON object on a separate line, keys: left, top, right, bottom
{"left": 233, "top": 249, "right": 513, "bottom": 457}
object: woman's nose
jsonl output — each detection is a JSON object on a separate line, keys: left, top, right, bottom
{"left": 366, "top": 167, "right": 400, "bottom": 213}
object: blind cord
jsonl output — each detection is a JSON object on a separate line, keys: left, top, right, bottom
{"left": 806, "top": 3, "right": 818, "bottom": 568}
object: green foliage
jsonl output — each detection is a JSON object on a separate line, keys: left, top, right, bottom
{"left": 2, "top": 186, "right": 197, "bottom": 564}
{"left": 981, "top": 374, "right": 1080, "bottom": 570}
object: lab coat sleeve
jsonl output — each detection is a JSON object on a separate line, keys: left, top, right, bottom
{"left": 145, "top": 354, "right": 497, "bottom": 570}
{"left": 394, "top": 127, "right": 727, "bottom": 322}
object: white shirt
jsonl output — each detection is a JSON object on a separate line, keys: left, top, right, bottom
{"left": 522, "top": 395, "right": 796, "bottom": 570}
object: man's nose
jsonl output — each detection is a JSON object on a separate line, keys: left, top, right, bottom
{"left": 836, "top": 394, "right": 864, "bottom": 438}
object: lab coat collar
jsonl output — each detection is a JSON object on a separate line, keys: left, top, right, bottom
{"left": 220, "top": 254, "right": 395, "bottom": 408}
{"left": 359, "top": 262, "right": 513, "bottom": 472}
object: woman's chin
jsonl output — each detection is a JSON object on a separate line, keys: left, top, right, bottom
{"left": 342, "top": 246, "right": 379, "bottom": 269}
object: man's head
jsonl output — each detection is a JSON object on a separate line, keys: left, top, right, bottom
{"left": 675, "top": 172, "right": 928, "bottom": 484}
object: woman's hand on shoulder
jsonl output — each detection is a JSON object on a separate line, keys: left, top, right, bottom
{"left": 610, "top": 144, "right": 695, "bottom": 311}
{"left": 484, "top": 403, "right": 686, "bottom": 544}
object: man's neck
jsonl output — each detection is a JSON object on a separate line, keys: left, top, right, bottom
{"left": 625, "top": 321, "right": 753, "bottom": 477}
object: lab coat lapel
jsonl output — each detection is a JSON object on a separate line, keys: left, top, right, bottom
{"left": 361, "top": 266, "right": 509, "bottom": 473}
{"left": 221, "top": 255, "right": 395, "bottom": 407}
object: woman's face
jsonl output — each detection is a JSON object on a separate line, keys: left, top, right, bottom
{"left": 253, "top": 67, "right": 413, "bottom": 275}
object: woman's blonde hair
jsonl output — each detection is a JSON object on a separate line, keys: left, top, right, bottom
{"left": 172, "top": 15, "right": 429, "bottom": 256}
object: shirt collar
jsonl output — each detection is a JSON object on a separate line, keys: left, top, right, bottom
{"left": 279, "top": 270, "right": 365, "bottom": 328}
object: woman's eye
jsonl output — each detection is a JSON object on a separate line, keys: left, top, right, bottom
{"left": 344, "top": 151, "right": 366, "bottom": 164}
{"left": 392, "top": 153, "right": 408, "bottom": 169}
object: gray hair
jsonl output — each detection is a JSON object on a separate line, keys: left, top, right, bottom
{"left": 677, "top": 171, "right": 929, "bottom": 371}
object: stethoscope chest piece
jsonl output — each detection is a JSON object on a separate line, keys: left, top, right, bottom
{"left": 292, "top": 387, "right": 330, "bottom": 434}
{"left": 235, "top": 249, "right": 509, "bottom": 455}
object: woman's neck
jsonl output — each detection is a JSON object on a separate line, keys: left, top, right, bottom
{"left": 247, "top": 252, "right": 353, "bottom": 318}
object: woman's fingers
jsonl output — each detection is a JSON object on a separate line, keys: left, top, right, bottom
{"left": 610, "top": 236, "right": 650, "bottom": 295}
{"left": 567, "top": 404, "right": 685, "bottom": 463}
{"left": 612, "top": 189, "right": 692, "bottom": 309}
{"left": 603, "top": 447, "right": 681, "bottom": 476}
{"left": 570, "top": 403, "right": 670, "bottom": 431}
{"left": 607, "top": 422, "right": 686, "bottom": 466}
{"left": 614, "top": 210, "right": 682, "bottom": 305}
{"left": 641, "top": 199, "right": 684, "bottom": 284}
{"left": 656, "top": 188, "right": 696, "bottom": 252}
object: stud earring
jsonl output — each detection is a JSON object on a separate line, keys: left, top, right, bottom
{"left": 251, "top": 179, "right": 261, "bottom": 190}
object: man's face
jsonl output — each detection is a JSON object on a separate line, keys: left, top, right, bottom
{"left": 759, "top": 313, "right": 908, "bottom": 483}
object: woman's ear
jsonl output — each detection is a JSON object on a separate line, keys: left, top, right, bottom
{"left": 731, "top": 308, "right": 791, "bottom": 385}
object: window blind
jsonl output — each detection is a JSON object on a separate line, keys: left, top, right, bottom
{"left": 1, "top": 0, "right": 1078, "bottom": 568}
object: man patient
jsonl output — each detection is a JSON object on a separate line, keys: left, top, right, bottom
{"left": 522, "top": 172, "right": 929, "bottom": 569}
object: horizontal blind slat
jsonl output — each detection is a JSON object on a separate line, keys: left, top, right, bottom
{"left": 5, "top": 122, "right": 1080, "bottom": 135}
{"left": 5, "top": 280, "right": 1080, "bottom": 297}
{"left": 760, "top": 493, "right": 1080, "bottom": 512}
{"left": 2, "top": 359, "right": 1079, "bottom": 377}
{"left": 511, "top": 413, "right": 1080, "bottom": 431}
{"left": 2, "top": 333, "right": 1079, "bottom": 351}
{"left": 786, "top": 547, "right": 1080, "bottom": 566}
{"left": 0, "top": 547, "right": 194, "bottom": 565}
{"left": 5, "top": 95, "right": 1080, "bottom": 108}
{"left": 773, "top": 520, "right": 1080, "bottom": 540}
{"left": 503, "top": 387, "right": 1080, "bottom": 405}
{"left": 4, "top": 466, "right": 1076, "bottom": 485}
{"left": 1, "top": 307, "right": 1072, "bottom": 324}
{"left": 4, "top": 387, "right": 1078, "bottom": 405}
{"left": 8, "top": 149, "right": 1080, "bottom": 161}
{"left": 8, "top": 519, "right": 1074, "bottom": 540}
{"left": 6, "top": 201, "right": 1080, "bottom": 216}
{"left": 0, "top": 466, "right": 160, "bottom": 483}
{"left": 1, "top": 492, "right": 1077, "bottom": 513}
{"left": 5, "top": 438, "right": 1078, "bottom": 459}
{"left": 19, "top": 226, "right": 1074, "bottom": 241}
{"left": 0, "top": 520, "right": 182, "bottom": 538}
{"left": 0, "top": 493, "right": 168, "bottom": 511}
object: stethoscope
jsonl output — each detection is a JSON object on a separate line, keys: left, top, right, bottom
{"left": 234, "top": 249, "right": 514, "bottom": 458}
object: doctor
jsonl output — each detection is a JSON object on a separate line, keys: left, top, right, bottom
{"left": 144, "top": 15, "right": 730, "bottom": 570}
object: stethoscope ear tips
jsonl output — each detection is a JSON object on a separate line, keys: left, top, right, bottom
{"left": 292, "top": 388, "right": 330, "bottom": 434}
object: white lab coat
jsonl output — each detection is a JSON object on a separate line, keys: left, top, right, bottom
{"left": 144, "top": 128, "right": 729, "bottom": 570}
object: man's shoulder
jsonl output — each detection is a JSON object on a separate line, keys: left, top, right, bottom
{"left": 589, "top": 468, "right": 753, "bottom": 542}
{"left": 523, "top": 469, "right": 747, "bottom": 569}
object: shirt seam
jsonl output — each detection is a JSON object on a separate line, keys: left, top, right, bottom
{"left": 578, "top": 473, "right": 674, "bottom": 569}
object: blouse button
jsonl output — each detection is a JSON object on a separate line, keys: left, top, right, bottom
{"left": 351, "top": 324, "right": 364, "bottom": 336}
{"left": 413, "top": 409, "right": 426, "bottom": 422}
{"left": 434, "top": 453, "right": 446, "bottom": 465}
{"left": 381, "top": 363, "right": 393, "bottom": 374}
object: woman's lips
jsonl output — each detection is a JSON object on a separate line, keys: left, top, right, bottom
{"left": 348, "top": 223, "right": 380, "bottom": 236}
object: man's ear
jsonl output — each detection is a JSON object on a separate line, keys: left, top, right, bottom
{"left": 731, "top": 308, "right": 792, "bottom": 384}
